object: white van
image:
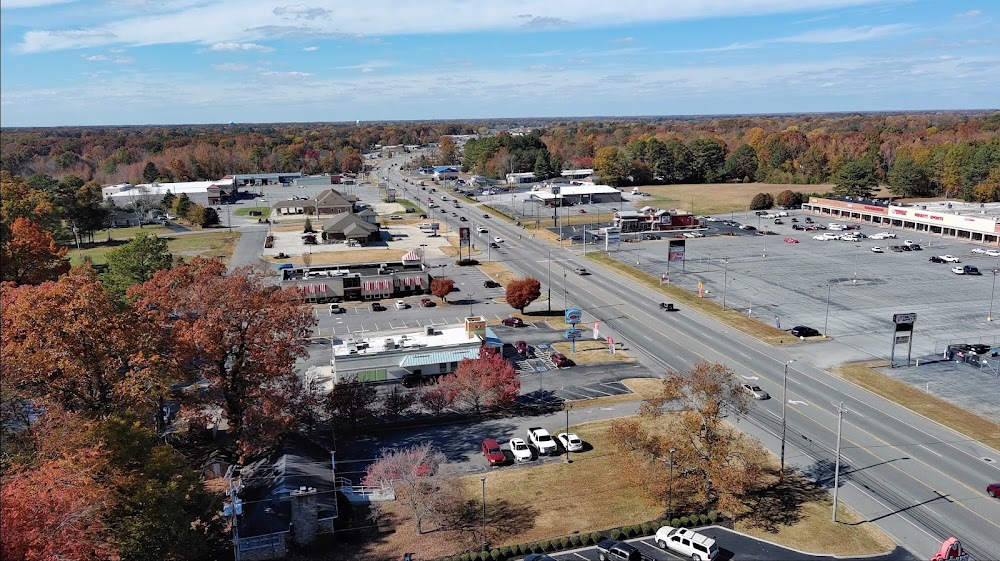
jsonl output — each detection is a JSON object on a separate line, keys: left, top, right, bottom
{"left": 828, "top": 223, "right": 844, "bottom": 231}
{"left": 654, "top": 526, "right": 718, "bottom": 561}
{"left": 631, "top": 187, "right": 640, "bottom": 195}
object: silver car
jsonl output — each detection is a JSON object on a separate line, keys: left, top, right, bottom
{"left": 742, "top": 384, "right": 770, "bottom": 400}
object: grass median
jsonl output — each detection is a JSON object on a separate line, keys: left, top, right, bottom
{"left": 837, "top": 362, "right": 1000, "bottom": 448}
{"left": 585, "top": 253, "right": 793, "bottom": 346}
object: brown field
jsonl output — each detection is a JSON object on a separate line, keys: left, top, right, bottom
{"left": 267, "top": 248, "right": 408, "bottom": 266}
{"left": 550, "top": 340, "right": 635, "bottom": 365}
{"left": 69, "top": 230, "right": 239, "bottom": 266}
{"left": 338, "top": 413, "right": 893, "bottom": 561}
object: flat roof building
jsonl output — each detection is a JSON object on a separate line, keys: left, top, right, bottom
{"left": 530, "top": 183, "right": 623, "bottom": 205}
{"left": 281, "top": 256, "right": 429, "bottom": 303}
{"left": 102, "top": 178, "right": 235, "bottom": 207}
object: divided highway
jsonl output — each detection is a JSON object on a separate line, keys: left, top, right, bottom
{"left": 377, "top": 157, "right": 1000, "bottom": 559}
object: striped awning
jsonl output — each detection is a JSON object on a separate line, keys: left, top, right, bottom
{"left": 362, "top": 279, "right": 394, "bottom": 291}
{"left": 400, "top": 277, "right": 423, "bottom": 287}
{"left": 402, "top": 251, "right": 421, "bottom": 262}
{"left": 299, "top": 284, "right": 329, "bottom": 295}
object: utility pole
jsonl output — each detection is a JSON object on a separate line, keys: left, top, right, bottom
{"left": 480, "top": 477, "right": 488, "bottom": 551}
{"left": 824, "top": 284, "right": 832, "bottom": 337}
{"left": 547, "top": 249, "right": 552, "bottom": 313}
{"left": 780, "top": 359, "right": 795, "bottom": 478}
{"left": 564, "top": 405, "right": 571, "bottom": 463}
{"left": 667, "top": 448, "right": 676, "bottom": 521}
{"left": 832, "top": 401, "right": 848, "bottom": 522}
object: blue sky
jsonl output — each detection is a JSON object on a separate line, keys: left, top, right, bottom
{"left": 1, "top": 0, "right": 997, "bottom": 127}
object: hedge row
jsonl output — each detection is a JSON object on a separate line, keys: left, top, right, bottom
{"left": 433, "top": 511, "right": 721, "bottom": 561}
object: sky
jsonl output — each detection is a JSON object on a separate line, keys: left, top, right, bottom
{"left": 1, "top": 0, "right": 998, "bottom": 127}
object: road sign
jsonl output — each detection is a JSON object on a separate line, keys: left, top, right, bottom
{"left": 892, "top": 312, "right": 917, "bottom": 324}
{"left": 565, "top": 308, "right": 582, "bottom": 325}
{"left": 565, "top": 329, "right": 582, "bottom": 339}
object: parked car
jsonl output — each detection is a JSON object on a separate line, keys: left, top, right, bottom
{"left": 972, "top": 248, "right": 988, "bottom": 254}
{"left": 940, "top": 255, "right": 961, "bottom": 263}
{"left": 596, "top": 539, "right": 642, "bottom": 561}
{"left": 987, "top": 249, "right": 1000, "bottom": 257}
{"left": 508, "top": 438, "right": 532, "bottom": 463}
{"left": 654, "top": 526, "right": 719, "bottom": 561}
{"left": 557, "top": 432, "right": 584, "bottom": 452}
{"left": 550, "top": 351, "right": 571, "bottom": 367}
{"left": 484, "top": 280, "right": 502, "bottom": 288}
{"left": 640, "top": 233, "right": 657, "bottom": 240}
{"left": 774, "top": 219, "right": 784, "bottom": 224}
{"left": 812, "top": 235, "right": 828, "bottom": 241}
{"left": 871, "top": 246, "right": 884, "bottom": 253}
{"left": 742, "top": 384, "right": 770, "bottom": 400}
{"left": 329, "top": 304, "right": 345, "bottom": 314}
{"left": 891, "top": 245, "right": 904, "bottom": 252}
{"left": 370, "top": 302, "right": 386, "bottom": 312}
{"left": 952, "top": 266, "right": 966, "bottom": 275}
{"left": 792, "top": 224, "right": 805, "bottom": 230}
{"left": 277, "top": 263, "right": 294, "bottom": 270}
{"left": 501, "top": 316, "right": 524, "bottom": 327}
{"left": 394, "top": 299, "right": 409, "bottom": 310}
{"left": 526, "top": 427, "right": 558, "bottom": 455}
{"left": 929, "top": 256, "right": 946, "bottom": 263}
{"left": 515, "top": 340, "right": 529, "bottom": 356}
{"left": 963, "top": 265, "right": 982, "bottom": 275}
{"left": 481, "top": 438, "right": 506, "bottom": 466}
{"left": 784, "top": 237, "right": 799, "bottom": 243}
{"left": 420, "top": 298, "right": 435, "bottom": 308}
{"left": 900, "top": 245, "right": 912, "bottom": 251}
{"left": 791, "top": 325, "right": 820, "bottom": 338}
{"left": 909, "top": 243, "right": 922, "bottom": 251}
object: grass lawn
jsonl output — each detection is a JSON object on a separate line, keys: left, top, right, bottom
{"left": 345, "top": 413, "right": 893, "bottom": 561}
{"left": 586, "top": 252, "right": 793, "bottom": 346}
{"left": 395, "top": 199, "right": 420, "bottom": 213}
{"left": 636, "top": 183, "right": 832, "bottom": 216}
{"left": 233, "top": 207, "right": 272, "bottom": 218}
{"left": 68, "top": 230, "right": 239, "bottom": 266}
{"left": 550, "top": 340, "right": 636, "bottom": 365}
{"left": 837, "top": 362, "right": 1000, "bottom": 448}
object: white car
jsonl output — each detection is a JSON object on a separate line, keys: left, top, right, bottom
{"left": 987, "top": 249, "right": 1000, "bottom": 257}
{"left": 477, "top": 227, "right": 488, "bottom": 234}
{"left": 509, "top": 438, "right": 532, "bottom": 462}
{"left": 940, "top": 255, "right": 961, "bottom": 263}
{"left": 952, "top": 266, "right": 966, "bottom": 275}
{"left": 493, "top": 236, "right": 504, "bottom": 243}
{"left": 556, "top": 432, "right": 584, "bottom": 452}
{"left": 971, "top": 248, "right": 987, "bottom": 254}
{"left": 871, "top": 247, "right": 884, "bottom": 253}
{"left": 655, "top": 526, "right": 719, "bottom": 561}
{"left": 813, "top": 235, "right": 827, "bottom": 241}
{"left": 682, "top": 232, "right": 697, "bottom": 238}
{"left": 841, "top": 235, "right": 860, "bottom": 242}
{"left": 394, "top": 299, "right": 409, "bottom": 310}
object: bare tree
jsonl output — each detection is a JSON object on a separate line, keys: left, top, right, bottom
{"left": 122, "top": 184, "right": 161, "bottom": 228}
{"left": 363, "top": 443, "right": 453, "bottom": 534}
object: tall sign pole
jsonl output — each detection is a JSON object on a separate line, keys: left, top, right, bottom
{"left": 889, "top": 312, "right": 917, "bottom": 368}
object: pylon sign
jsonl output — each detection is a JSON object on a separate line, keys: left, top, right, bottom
{"left": 889, "top": 312, "right": 917, "bottom": 368}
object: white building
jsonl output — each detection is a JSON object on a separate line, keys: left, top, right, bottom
{"left": 101, "top": 178, "right": 235, "bottom": 207}
{"left": 529, "top": 183, "right": 623, "bottom": 205}
{"left": 506, "top": 172, "right": 536, "bottom": 185}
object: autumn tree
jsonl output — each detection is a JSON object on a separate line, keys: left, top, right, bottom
{"left": 593, "top": 146, "right": 630, "bottom": 186}
{"left": 0, "top": 171, "right": 57, "bottom": 232}
{"left": 0, "top": 217, "right": 71, "bottom": 285}
{"left": 99, "top": 232, "right": 173, "bottom": 303}
{"left": 130, "top": 258, "right": 316, "bottom": 456}
{"left": 439, "top": 351, "right": 520, "bottom": 414}
{"left": 1, "top": 267, "right": 167, "bottom": 417}
{"left": 325, "top": 376, "right": 379, "bottom": 431}
{"left": 748, "top": 192, "right": 773, "bottom": 211}
{"left": 636, "top": 362, "right": 768, "bottom": 514}
{"left": 430, "top": 276, "right": 455, "bottom": 302}
{"left": 774, "top": 190, "right": 802, "bottom": 208}
{"left": 381, "top": 385, "right": 416, "bottom": 420}
{"left": 723, "top": 144, "right": 758, "bottom": 182}
{"left": 438, "top": 135, "right": 457, "bottom": 165}
{"left": 363, "top": 443, "right": 453, "bottom": 534}
{"left": 419, "top": 384, "right": 454, "bottom": 416}
{"left": 505, "top": 277, "right": 541, "bottom": 313}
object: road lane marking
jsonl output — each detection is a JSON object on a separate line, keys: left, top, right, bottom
{"left": 919, "top": 444, "right": 943, "bottom": 458}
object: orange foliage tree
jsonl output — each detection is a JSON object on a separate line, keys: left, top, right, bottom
{"left": 430, "top": 276, "right": 455, "bottom": 302}
{"left": 1, "top": 217, "right": 71, "bottom": 285}
{"left": 505, "top": 277, "right": 541, "bottom": 314}
{"left": 1, "top": 268, "right": 167, "bottom": 417}
{"left": 439, "top": 351, "right": 520, "bottom": 414}
{"left": 129, "top": 258, "right": 316, "bottom": 455}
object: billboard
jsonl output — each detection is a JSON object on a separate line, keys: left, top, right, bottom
{"left": 459, "top": 227, "right": 470, "bottom": 247}
{"left": 668, "top": 240, "right": 686, "bottom": 261}
{"left": 659, "top": 214, "right": 673, "bottom": 225}
{"left": 565, "top": 308, "right": 582, "bottom": 325}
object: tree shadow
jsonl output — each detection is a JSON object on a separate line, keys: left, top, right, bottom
{"left": 740, "top": 469, "right": 828, "bottom": 532}
{"left": 446, "top": 498, "right": 539, "bottom": 551}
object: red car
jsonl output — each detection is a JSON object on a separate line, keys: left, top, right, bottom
{"left": 784, "top": 237, "right": 799, "bottom": 243}
{"left": 550, "top": 351, "right": 571, "bottom": 367}
{"left": 578, "top": 209, "right": 587, "bottom": 213}
{"left": 481, "top": 438, "right": 506, "bottom": 466}
{"left": 516, "top": 340, "right": 529, "bottom": 356}
{"left": 420, "top": 298, "right": 435, "bottom": 308}
{"left": 988, "top": 483, "right": 1000, "bottom": 498}
{"left": 501, "top": 317, "right": 524, "bottom": 327}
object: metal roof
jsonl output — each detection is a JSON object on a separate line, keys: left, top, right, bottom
{"left": 399, "top": 347, "right": 481, "bottom": 367}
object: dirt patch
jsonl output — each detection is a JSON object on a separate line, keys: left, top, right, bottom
{"left": 478, "top": 262, "right": 523, "bottom": 287}
{"left": 585, "top": 253, "right": 793, "bottom": 346}
{"left": 622, "top": 377, "right": 665, "bottom": 399}
{"left": 270, "top": 223, "right": 304, "bottom": 233}
{"left": 550, "top": 340, "right": 635, "bottom": 365}
{"left": 836, "top": 362, "right": 1000, "bottom": 448}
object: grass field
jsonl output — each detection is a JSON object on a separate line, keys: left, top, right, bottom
{"left": 68, "top": 230, "right": 239, "bottom": 266}
{"left": 550, "top": 339, "right": 635, "bottom": 365}
{"left": 347, "top": 413, "right": 893, "bottom": 561}
{"left": 837, "top": 362, "right": 1000, "bottom": 448}
{"left": 637, "top": 183, "right": 833, "bottom": 216}
{"left": 233, "top": 207, "right": 272, "bottom": 218}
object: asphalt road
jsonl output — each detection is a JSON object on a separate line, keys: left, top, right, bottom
{"left": 373, "top": 157, "right": 1000, "bottom": 560}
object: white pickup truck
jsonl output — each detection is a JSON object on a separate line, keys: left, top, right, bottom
{"left": 526, "top": 427, "right": 558, "bottom": 455}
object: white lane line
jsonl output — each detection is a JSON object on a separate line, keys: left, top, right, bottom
{"left": 919, "top": 444, "right": 943, "bottom": 458}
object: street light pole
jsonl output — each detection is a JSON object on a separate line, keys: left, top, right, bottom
{"left": 722, "top": 259, "right": 729, "bottom": 310}
{"left": 832, "top": 401, "right": 848, "bottom": 522}
{"left": 989, "top": 257, "right": 999, "bottom": 321}
{"left": 564, "top": 405, "right": 571, "bottom": 463}
{"left": 547, "top": 249, "right": 552, "bottom": 313}
{"left": 667, "top": 448, "right": 676, "bottom": 520}
{"left": 824, "top": 284, "right": 832, "bottom": 337}
{"left": 780, "top": 359, "right": 795, "bottom": 478}
{"left": 480, "top": 477, "right": 488, "bottom": 551}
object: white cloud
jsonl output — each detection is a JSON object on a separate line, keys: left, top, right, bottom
{"left": 212, "top": 62, "right": 249, "bottom": 72}
{"left": 82, "top": 54, "right": 108, "bottom": 61}
{"left": 361, "top": 67, "right": 374, "bottom": 73}
{"left": 258, "top": 70, "right": 313, "bottom": 77}
{"left": 303, "top": 46, "right": 319, "bottom": 51}
{"left": 13, "top": 0, "right": 894, "bottom": 53}
{"left": 611, "top": 36, "right": 635, "bottom": 43}
{"left": 954, "top": 10, "right": 982, "bottom": 19}
{"left": 1, "top": 0, "right": 75, "bottom": 8}
{"left": 775, "top": 23, "right": 910, "bottom": 43}
{"left": 210, "top": 42, "right": 273, "bottom": 52}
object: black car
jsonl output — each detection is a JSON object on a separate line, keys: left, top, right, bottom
{"left": 459, "top": 216, "right": 467, "bottom": 221}
{"left": 891, "top": 245, "right": 904, "bottom": 252}
{"left": 901, "top": 245, "right": 912, "bottom": 251}
{"left": 792, "top": 224, "right": 805, "bottom": 230}
{"left": 909, "top": 243, "right": 922, "bottom": 250}
{"left": 484, "top": 280, "right": 501, "bottom": 288}
{"left": 370, "top": 302, "right": 386, "bottom": 312}
{"left": 489, "top": 242, "right": 500, "bottom": 248}
{"left": 791, "top": 325, "right": 820, "bottom": 338}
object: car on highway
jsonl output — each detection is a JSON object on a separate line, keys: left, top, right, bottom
{"left": 988, "top": 483, "right": 1000, "bottom": 498}
{"left": 940, "top": 255, "right": 961, "bottom": 263}
{"left": 501, "top": 317, "right": 524, "bottom": 327}
{"left": 477, "top": 226, "right": 488, "bottom": 233}
{"left": 557, "top": 432, "right": 584, "bottom": 452}
{"left": 871, "top": 246, "right": 884, "bottom": 253}
{"left": 481, "top": 438, "right": 506, "bottom": 466}
{"left": 484, "top": 280, "right": 502, "bottom": 288}
{"left": 574, "top": 267, "right": 589, "bottom": 275}
{"left": 493, "top": 236, "right": 504, "bottom": 243}
{"left": 791, "top": 325, "right": 820, "bottom": 338}
{"left": 972, "top": 248, "right": 988, "bottom": 254}
{"left": 489, "top": 242, "right": 500, "bottom": 248}
{"left": 420, "top": 298, "right": 435, "bottom": 307}
{"left": 742, "top": 384, "right": 770, "bottom": 400}
{"left": 784, "top": 237, "right": 799, "bottom": 243}
{"left": 459, "top": 216, "right": 467, "bottom": 221}
{"left": 509, "top": 438, "right": 532, "bottom": 463}
{"left": 482, "top": 213, "right": 490, "bottom": 218}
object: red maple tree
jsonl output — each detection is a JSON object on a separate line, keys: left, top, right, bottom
{"left": 505, "top": 277, "right": 541, "bottom": 313}
{"left": 439, "top": 350, "right": 520, "bottom": 413}
{"left": 0, "top": 217, "right": 70, "bottom": 285}
{"left": 430, "top": 276, "right": 455, "bottom": 302}
{"left": 129, "top": 258, "right": 316, "bottom": 456}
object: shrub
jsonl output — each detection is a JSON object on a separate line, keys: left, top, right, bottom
{"left": 708, "top": 510, "right": 719, "bottom": 523}
{"left": 671, "top": 518, "right": 680, "bottom": 527}
{"left": 590, "top": 532, "right": 602, "bottom": 544}
{"left": 699, "top": 513, "right": 709, "bottom": 525}
{"left": 455, "top": 259, "right": 480, "bottom": 266}
{"left": 579, "top": 534, "right": 591, "bottom": 546}
{"left": 490, "top": 548, "right": 501, "bottom": 560}
{"left": 679, "top": 516, "right": 690, "bottom": 527}
{"left": 459, "top": 554, "right": 470, "bottom": 561}
{"left": 560, "top": 537, "right": 571, "bottom": 549}
{"left": 633, "top": 524, "right": 643, "bottom": 535}
{"left": 750, "top": 192, "right": 774, "bottom": 210}
{"left": 530, "top": 542, "right": 542, "bottom": 553}
{"left": 520, "top": 544, "right": 531, "bottom": 555}
{"left": 570, "top": 535, "right": 581, "bottom": 547}
{"left": 610, "top": 528, "right": 622, "bottom": 540}
{"left": 544, "top": 540, "right": 556, "bottom": 552}
{"left": 500, "top": 546, "right": 510, "bottom": 557}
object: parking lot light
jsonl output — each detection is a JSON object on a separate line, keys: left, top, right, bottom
{"left": 780, "top": 359, "right": 796, "bottom": 478}
{"left": 989, "top": 266, "right": 998, "bottom": 322}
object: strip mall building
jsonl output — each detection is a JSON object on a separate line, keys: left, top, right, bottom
{"left": 802, "top": 197, "right": 1000, "bottom": 246}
